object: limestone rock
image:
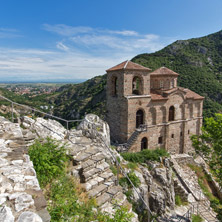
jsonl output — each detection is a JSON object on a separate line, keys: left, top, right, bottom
{"left": 0, "top": 206, "right": 15, "bottom": 222}
{"left": 17, "top": 211, "right": 43, "bottom": 222}
{"left": 78, "top": 114, "right": 110, "bottom": 146}
{"left": 22, "top": 116, "right": 66, "bottom": 140}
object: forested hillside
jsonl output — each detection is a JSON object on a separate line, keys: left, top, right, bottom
{"left": 133, "top": 30, "right": 222, "bottom": 117}
{"left": 53, "top": 75, "right": 106, "bottom": 121}
{"left": 53, "top": 30, "right": 222, "bottom": 120}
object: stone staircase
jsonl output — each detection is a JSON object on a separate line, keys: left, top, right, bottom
{"left": 125, "top": 130, "right": 141, "bottom": 149}
{"left": 192, "top": 201, "right": 218, "bottom": 222}
{"left": 68, "top": 142, "right": 134, "bottom": 215}
{"left": 120, "top": 125, "right": 147, "bottom": 151}
{"left": 159, "top": 214, "right": 190, "bottom": 222}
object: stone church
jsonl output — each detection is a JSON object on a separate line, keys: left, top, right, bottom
{"left": 106, "top": 60, "right": 204, "bottom": 154}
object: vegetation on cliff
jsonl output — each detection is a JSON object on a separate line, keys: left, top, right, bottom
{"left": 133, "top": 30, "right": 222, "bottom": 118}
{"left": 28, "top": 138, "right": 133, "bottom": 222}
{"left": 191, "top": 113, "right": 222, "bottom": 220}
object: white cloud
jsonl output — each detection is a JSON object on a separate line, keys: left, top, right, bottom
{"left": 43, "top": 24, "right": 93, "bottom": 36}
{"left": 0, "top": 25, "right": 175, "bottom": 81}
{"left": 56, "top": 42, "right": 69, "bottom": 51}
{"left": 0, "top": 27, "right": 22, "bottom": 38}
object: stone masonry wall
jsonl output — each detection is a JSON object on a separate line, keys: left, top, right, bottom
{"left": 0, "top": 117, "right": 50, "bottom": 222}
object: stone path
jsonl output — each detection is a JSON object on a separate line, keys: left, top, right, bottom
{"left": 171, "top": 155, "right": 218, "bottom": 222}
{"left": 68, "top": 139, "right": 135, "bottom": 217}
{"left": 0, "top": 117, "right": 50, "bottom": 222}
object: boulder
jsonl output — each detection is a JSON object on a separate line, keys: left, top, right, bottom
{"left": 77, "top": 114, "right": 110, "bottom": 146}
{"left": 17, "top": 211, "right": 43, "bottom": 222}
{"left": 0, "top": 206, "right": 14, "bottom": 222}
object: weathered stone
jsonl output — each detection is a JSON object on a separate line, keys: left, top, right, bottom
{"left": 107, "top": 186, "right": 122, "bottom": 196}
{"left": 17, "top": 211, "right": 43, "bottom": 222}
{"left": 0, "top": 206, "right": 14, "bottom": 222}
{"left": 88, "top": 184, "right": 108, "bottom": 197}
{"left": 0, "top": 181, "right": 13, "bottom": 193}
{"left": 77, "top": 114, "right": 110, "bottom": 146}
{"left": 96, "top": 193, "right": 111, "bottom": 206}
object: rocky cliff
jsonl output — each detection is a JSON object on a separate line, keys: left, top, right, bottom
{"left": 0, "top": 114, "right": 220, "bottom": 221}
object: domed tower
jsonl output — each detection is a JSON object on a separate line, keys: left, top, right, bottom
{"left": 106, "top": 60, "right": 151, "bottom": 143}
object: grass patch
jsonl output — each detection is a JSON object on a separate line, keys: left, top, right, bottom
{"left": 175, "top": 195, "right": 188, "bottom": 206}
{"left": 126, "top": 162, "right": 138, "bottom": 170}
{"left": 119, "top": 171, "right": 141, "bottom": 188}
{"left": 29, "top": 138, "right": 134, "bottom": 222}
{"left": 191, "top": 214, "right": 203, "bottom": 222}
{"left": 121, "top": 148, "right": 169, "bottom": 163}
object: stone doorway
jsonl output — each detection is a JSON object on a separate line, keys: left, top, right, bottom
{"left": 141, "top": 137, "right": 148, "bottom": 150}
{"left": 136, "top": 109, "right": 144, "bottom": 128}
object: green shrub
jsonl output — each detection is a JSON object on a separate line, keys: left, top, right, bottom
{"left": 127, "top": 162, "right": 138, "bottom": 170}
{"left": 191, "top": 214, "right": 203, "bottom": 222}
{"left": 110, "top": 165, "right": 118, "bottom": 175}
{"left": 175, "top": 195, "right": 188, "bottom": 206}
{"left": 121, "top": 149, "right": 169, "bottom": 163}
{"left": 175, "top": 195, "right": 182, "bottom": 206}
{"left": 119, "top": 171, "right": 141, "bottom": 188}
{"left": 28, "top": 138, "right": 68, "bottom": 187}
{"left": 47, "top": 175, "right": 133, "bottom": 222}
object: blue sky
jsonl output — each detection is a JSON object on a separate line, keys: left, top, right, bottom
{"left": 0, "top": 0, "right": 222, "bottom": 81}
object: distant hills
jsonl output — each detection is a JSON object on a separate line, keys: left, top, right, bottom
{"left": 1, "top": 30, "right": 222, "bottom": 121}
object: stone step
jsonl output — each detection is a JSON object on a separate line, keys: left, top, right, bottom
{"left": 91, "top": 153, "right": 106, "bottom": 164}
{"left": 96, "top": 162, "right": 110, "bottom": 171}
{"left": 88, "top": 184, "right": 108, "bottom": 198}
{"left": 96, "top": 193, "right": 112, "bottom": 206}
{"left": 82, "top": 176, "right": 105, "bottom": 191}
{"left": 83, "top": 168, "right": 102, "bottom": 182}
{"left": 107, "top": 185, "right": 122, "bottom": 197}
{"left": 113, "top": 192, "right": 126, "bottom": 205}
{"left": 81, "top": 159, "right": 95, "bottom": 171}
{"left": 99, "top": 169, "right": 114, "bottom": 181}
{"left": 74, "top": 152, "right": 92, "bottom": 163}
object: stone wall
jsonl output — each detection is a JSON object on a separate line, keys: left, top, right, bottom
{"left": 0, "top": 117, "right": 50, "bottom": 222}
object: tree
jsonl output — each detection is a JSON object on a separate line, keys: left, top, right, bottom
{"left": 191, "top": 113, "right": 222, "bottom": 188}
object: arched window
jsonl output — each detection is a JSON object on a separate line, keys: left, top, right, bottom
{"left": 136, "top": 109, "right": 144, "bottom": 128}
{"left": 111, "top": 76, "right": 118, "bottom": 96}
{"left": 132, "top": 76, "right": 142, "bottom": 95}
{"left": 169, "top": 106, "right": 175, "bottom": 121}
{"left": 141, "top": 137, "right": 148, "bottom": 150}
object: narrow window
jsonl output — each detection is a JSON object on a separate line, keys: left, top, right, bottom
{"left": 169, "top": 106, "right": 175, "bottom": 121}
{"left": 188, "top": 130, "right": 190, "bottom": 134}
{"left": 171, "top": 134, "right": 174, "bottom": 138}
{"left": 112, "top": 76, "right": 118, "bottom": 96}
{"left": 180, "top": 132, "right": 183, "bottom": 137}
{"left": 160, "top": 80, "right": 163, "bottom": 88}
{"left": 158, "top": 136, "right": 163, "bottom": 144}
{"left": 171, "top": 79, "right": 174, "bottom": 88}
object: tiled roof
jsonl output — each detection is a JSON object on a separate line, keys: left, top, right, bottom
{"left": 150, "top": 67, "right": 179, "bottom": 76}
{"left": 183, "top": 88, "right": 204, "bottom": 100}
{"left": 150, "top": 87, "right": 204, "bottom": 101}
{"left": 151, "top": 93, "right": 167, "bottom": 101}
{"left": 106, "top": 60, "right": 151, "bottom": 72}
